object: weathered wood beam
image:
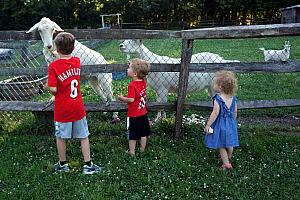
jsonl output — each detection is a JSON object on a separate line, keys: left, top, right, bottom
{"left": 0, "top": 29, "right": 181, "bottom": 40}
{"left": 181, "top": 23, "right": 300, "bottom": 39}
{"left": 0, "top": 101, "right": 176, "bottom": 112}
{"left": 1, "top": 61, "right": 299, "bottom": 77}
{"left": 0, "top": 23, "right": 299, "bottom": 41}
{"left": 187, "top": 99, "right": 300, "bottom": 110}
{"left": 1, "top": 99, "right": 298, "bottom": 112}
{"left": 175, "top": 39, "right": 193, "bottom": 137}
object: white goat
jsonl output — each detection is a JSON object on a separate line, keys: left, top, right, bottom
{"left": 26, "top": 17, "right": 119, "bottom": 121}
{"left": 119, "top": 39, "right": 240, "bottom": 121}
{"left": 260, "top": 41, "right": 291, "bottom": 62}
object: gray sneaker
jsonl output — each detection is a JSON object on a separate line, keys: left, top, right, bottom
{"left": 83, "top": 162, "right": 102, "bottom": 175}
{"left": 53, "top": 162, "right": 70, "bottom": 172}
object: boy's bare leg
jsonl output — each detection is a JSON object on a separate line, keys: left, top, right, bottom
{"left": 140, "top": 136, "right": 147, "bottom": 152}
{"left": 129, "top": 140, "right": 136, "bottom": 155}
{"left": 81, "top": 137, "right": 91, "bottom": 162}
{"left": 56, "top": 138, "right": 67, "bottom": 161}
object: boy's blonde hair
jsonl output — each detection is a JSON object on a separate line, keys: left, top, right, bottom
{"left": 213, "top": 70, "right": 238, "bottom": 96}
{"left": 54, "top": 32, "right": 75, "bottom": 55}
{"left": 129, "top": 58, "right": 151, "bottom": 79}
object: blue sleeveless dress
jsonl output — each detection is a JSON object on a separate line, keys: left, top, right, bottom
{"left": 204, "top": 94, "right": 239, "bottom": 149}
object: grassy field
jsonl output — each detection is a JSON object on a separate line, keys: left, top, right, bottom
{"left": 0, "top": 123, "right": 299, "bottom": 199}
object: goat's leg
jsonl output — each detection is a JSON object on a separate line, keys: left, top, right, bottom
{"left": 88, "top": 76, "right": 108, "bottom": 102}
{"left": 97, "top": 73, "right": 120, "bottom": 122}
{"left": 154, "top": 87, "right": 168, "bottom": 122}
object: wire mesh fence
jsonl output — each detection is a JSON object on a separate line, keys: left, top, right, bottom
{"left": 0, "top": 28, "right": 299, "bottom": 131}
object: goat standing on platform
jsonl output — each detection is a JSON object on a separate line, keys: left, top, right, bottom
{"left": 119, "top": 39, "right": 240, "bottom": 121}
{"left": 260, "top": 41, "right": 291, "bottom": 62}
{"left": 26, "top": 17, "right": 119, "bottom": 122}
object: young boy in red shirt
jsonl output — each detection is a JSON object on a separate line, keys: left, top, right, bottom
{"left": 48, "top": 32, "right": 101, "bottom": 174}
{"left": 118, "top": 59, "right": 151, "bottom": 155}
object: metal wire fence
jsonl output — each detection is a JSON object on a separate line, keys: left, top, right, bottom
{"left": 0, "top": 24, "right": 299, "bottom": 134}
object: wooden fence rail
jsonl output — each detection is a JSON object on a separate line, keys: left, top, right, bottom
{"left": 1, "top": 61, "right": 300, "bottom": 77}
{"left": 1, "top": 23, "right": 300, "bottom": 136}
{"left": 1, "top": 23, "right": 300, "bottom": 40}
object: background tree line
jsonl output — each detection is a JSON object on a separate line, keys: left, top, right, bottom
{"left": 0, "top": 0, "right": 299, "bottom": 30}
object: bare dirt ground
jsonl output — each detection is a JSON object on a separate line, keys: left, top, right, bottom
{"left": 239, "top": 115, "right": 300, "bottom": 127}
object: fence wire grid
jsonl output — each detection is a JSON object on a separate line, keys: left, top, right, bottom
{"left": 0, "top": 36, "right": 299, "bottom": 125}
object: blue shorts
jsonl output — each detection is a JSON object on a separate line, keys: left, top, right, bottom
{"left": 54, "top": 116, "right": 90, "bottom": 139}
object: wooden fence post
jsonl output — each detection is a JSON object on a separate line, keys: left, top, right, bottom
{"left": 175, "top": 39, "right": 193, "bottom": 137}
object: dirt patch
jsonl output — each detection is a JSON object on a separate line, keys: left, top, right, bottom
{"left": 239, "top": 115, "right": 300, "bottom": 127}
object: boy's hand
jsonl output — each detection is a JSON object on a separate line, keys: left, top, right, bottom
{"left": 117, "top": 94, "right": 124, "bottom": 101}
{"left": 48, "top": 86, "right": 57, "bottom": 96}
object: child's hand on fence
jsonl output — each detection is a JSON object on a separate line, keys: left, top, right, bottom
{"left": 117, "top": 94, "right": 124, "bottom": 101}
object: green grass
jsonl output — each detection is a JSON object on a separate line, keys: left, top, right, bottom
{"left": 0, "top": 124, "right": 299, "bottom": 199}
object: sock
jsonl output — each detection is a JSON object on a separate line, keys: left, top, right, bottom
{"left": 59, "top": 161, "right": 67, "bottom": 166}
{"left": 84, "top": 160, "right": 92, "bottom": 167}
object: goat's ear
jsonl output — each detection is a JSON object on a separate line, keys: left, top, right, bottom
{"left": 134, "top": 39, "right": 143, "bottom": 44}
{"left": 26, "top": 22, "right": 39, "bottom": 33}
{"left": 133, "top": 39, "right": 141, "bottom": 45}
{"left": 52, "top": 21, "right": 64, "bottom": 32}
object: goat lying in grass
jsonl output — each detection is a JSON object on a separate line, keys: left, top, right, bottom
{"left": 26, "top": 17, "right": 119, "bottom": 121}
{"left": 119, "top": 39, "right": 240, "bottom": 121}
{"left": 260, "top": 41, "right": 291, "bottom": 62}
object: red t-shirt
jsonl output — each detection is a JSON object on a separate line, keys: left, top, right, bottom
{"left": 48, "top": 57, "right": 86, "bottom": 122}
{"left": 127, "top": 80, "right": 148, "bottom": 118}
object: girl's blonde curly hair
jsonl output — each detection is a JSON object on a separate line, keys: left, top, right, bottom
{"left": 213, "top": 70, "right": 238, "bottom": 96}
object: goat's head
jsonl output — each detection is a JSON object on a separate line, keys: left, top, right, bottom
{"left": 119, "top": 39, "right": 142, "bottom": 54}
{"left": 284, "top": 41, "right": 291, "bottom": 52}
{"left": 26, "top": 17, "right": 64, "bottom": 51}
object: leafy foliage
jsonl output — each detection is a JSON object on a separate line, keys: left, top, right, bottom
{"left": 0, "top": 0, "right": 299, "bottom": 30}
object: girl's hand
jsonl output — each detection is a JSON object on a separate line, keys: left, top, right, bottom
{"left": 204, "top": 125, "right": 210, "bottom": 133}
{"left": 204, "top": 125, "right": 213, "bottom": 134}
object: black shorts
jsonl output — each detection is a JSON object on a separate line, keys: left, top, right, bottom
{"left": 128, "top": 114, "right": 151, "bottom": 140}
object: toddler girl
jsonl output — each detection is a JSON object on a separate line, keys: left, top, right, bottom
{"left": 204, "top": 70, "right": 239, "bottom": 170}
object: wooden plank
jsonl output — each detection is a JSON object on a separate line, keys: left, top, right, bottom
{"left": 0, "top": 101, "right": 176, "bottom": 112}
{"left": 187, "top": 99, "right": 300, "bottom": 110}
{"left": 1, "top": 99, "right": 298, "bottom": 112}
{"left": 1, "top": 61, "right": 299, "bottom": 77}
{"left": 0, "top": 29, "right": 181, "bottom": 40}
{"left": 175, "top": 39, "right": 193, "bottom": 137}
{"left": 1, "top": 23, "right": 299, "bottom": 41}
{"left": 189, "top": 61, "right": 300, "bottom": 73}
{"left": 66, "top": 29, "right": 181, "bottom": 39}
{"left": 0, "top": 42, "right": 29, "bottom": 49}
{"left": 181, "top": 23, "right": 300, "bottom": 39}
{"left": 0, "top": 31, "right": 39, "bottom": 40}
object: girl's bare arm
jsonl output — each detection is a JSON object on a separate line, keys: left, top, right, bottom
{"left": 204, "top": 100, "right": 219, "bottom": 132}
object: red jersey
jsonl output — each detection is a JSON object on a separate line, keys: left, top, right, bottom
{"left": 127, "top": 80, "right": 148, "bottom": 118}
{"left": 48, "top": 57, "right": 86, "bottom": 122}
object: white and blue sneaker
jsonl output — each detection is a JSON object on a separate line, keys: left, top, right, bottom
{"left": 83, "top": 162, "right": 102, "bottom": 175}
{"left": 53, "top": 162, "right": 70, "bottom": 172}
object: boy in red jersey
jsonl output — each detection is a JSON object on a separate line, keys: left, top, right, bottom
{"left": 48, "top": 32, "right": 101, "bottom": 174}
{"left": 118, "top": 59, "right": 151, "bottom": 155}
